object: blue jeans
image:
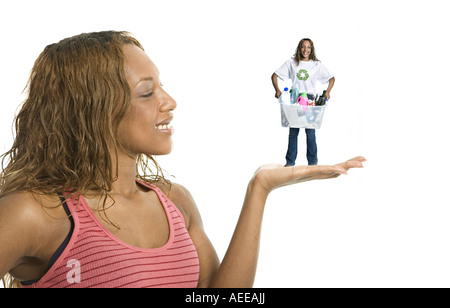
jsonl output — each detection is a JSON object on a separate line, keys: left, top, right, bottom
{"left": 285, "top": 128, "right": 318, "bottom": 166}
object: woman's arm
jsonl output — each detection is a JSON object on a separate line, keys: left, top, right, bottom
{"left": 0, "top": 192, "right": 69, "bottom": 285}
{"left": 325, "top": 77, "right": 335, "bottom": 100}
{"left": 178, "top": 156, "right": 365, "bottom": 288}
{"left": 0, "top": 193, "right": 45, "bottom": 283}
{"left": 208, "top": 179, "right": 267, "bottom": 287}
{"left": 271, "top": 73, "right": 282, "bottom": 99}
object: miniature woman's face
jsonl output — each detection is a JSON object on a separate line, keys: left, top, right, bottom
{"left": 117, "top": 44, "right": 177, "bottom": 156}
{"left": 300, "top": 41, "right": 312, "bottom": 60}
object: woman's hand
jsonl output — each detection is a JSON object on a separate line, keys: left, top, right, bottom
{"left": 206, "top": 156, "right": 365, "bottom": 287}
{"left": 275, "top": 90, "right": 281, "bottom": 99}
{"left": 251, "top": 156, "right": 366, "bottom": 195}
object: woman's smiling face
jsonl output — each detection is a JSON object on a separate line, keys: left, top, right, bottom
{"left": 117, "top": 44, "right": 177, "bottom": 157}
{"left": 300, "top": 40, "right": 311, "bottom": 60}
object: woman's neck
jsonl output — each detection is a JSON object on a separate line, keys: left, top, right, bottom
{"left": 109, "top": 151, "right": 141, "bottom": 198}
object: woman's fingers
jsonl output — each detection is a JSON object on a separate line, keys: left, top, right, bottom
{"left": 294, "top": 157, "right": 366, "bottom": 178}
{"left": 338, "top": 156, "right": 366, "bottom": 170}
{"left": 346, "top": 156, "right": 367, "bottom": 164}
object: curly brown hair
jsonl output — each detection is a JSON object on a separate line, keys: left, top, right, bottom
{"left": 0, "top": 30, "right": 170, "bottom": 216}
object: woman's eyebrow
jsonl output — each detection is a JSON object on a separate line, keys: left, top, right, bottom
{"left": 138, "top": 77, "right": 154, "bottom": 83}
{"left": 135, "top": 77, "right": 154, "bottom": 87}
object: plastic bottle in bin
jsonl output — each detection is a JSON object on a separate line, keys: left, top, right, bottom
{"left": 279, "top": 87, "right": 290, "bottom": 105}
{"left": 297, "top": 92, "right": 308, "bottom": 112}
{"left": 291, "top": 87, "right": 299, "bottom": 104}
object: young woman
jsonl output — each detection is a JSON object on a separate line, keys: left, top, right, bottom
{"left": 272, "top": 38, "right": 335, "bottom": 166}
{"left": 0, "top": 31, "right": 363, "bottom": 288}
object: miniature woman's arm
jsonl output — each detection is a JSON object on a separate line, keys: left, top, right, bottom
{"left": 271, "top": 73, "right": 282, "bottom": 99}
{"left": 325, "top": 77, "right": 335, "bottom": 100}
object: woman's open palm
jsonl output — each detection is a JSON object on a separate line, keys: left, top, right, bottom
{"left": 252, "top": 156, "right": 366, "bottom": 194}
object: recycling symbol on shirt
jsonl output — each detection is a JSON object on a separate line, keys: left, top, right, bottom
{"left": 297, "top": 69, "right": 309, "bottom": 81}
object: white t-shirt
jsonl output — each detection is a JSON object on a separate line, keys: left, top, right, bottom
{"left": 275, "top": 58, "right": 333, "bottom": 93}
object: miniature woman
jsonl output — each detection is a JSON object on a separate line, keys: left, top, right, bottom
{"left": 272, "top": 38, "right": 335, "bottom": 166}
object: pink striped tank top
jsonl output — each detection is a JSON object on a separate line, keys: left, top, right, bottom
{"left": 21, "top": 181, "right": 200, "bottom": 288}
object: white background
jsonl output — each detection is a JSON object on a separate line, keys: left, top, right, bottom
{"left": 1, "top": 0, "right": 449, "bottom": 288}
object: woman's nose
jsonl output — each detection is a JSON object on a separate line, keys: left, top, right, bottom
{"left": 159, "top": 89, "right": 177, "bottom": 112}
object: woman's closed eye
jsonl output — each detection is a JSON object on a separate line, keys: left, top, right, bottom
{"left": 142, "top": 92, "right": 153, "bottom": 98}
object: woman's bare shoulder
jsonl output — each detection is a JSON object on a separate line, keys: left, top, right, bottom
{"left": 0, "top": 192, "right": 62, "bottom": 273}
{"left": 154, "top": 182, "right": 200, "bottom": 229}
{"left": 0, "top": 191, "right": 62, "bottom": 215}
{"left": 167, "top": 182, "right": 195, "bottom": 202}
{"left": 0, "top": 191, "right": 43, "bottom": 220}
{"left": 0, "top": 191, "right": 65, "bottom": 232}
